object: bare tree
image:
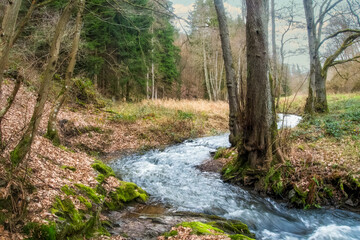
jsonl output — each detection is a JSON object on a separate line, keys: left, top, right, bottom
{"left": 10, "top": 0, "right": 75, "bottom": 166}
{"left": 214, "top": 0, "right": 242, "bottom": 146}
{"left": 0, "top": 0, "right": 22, "bottom": 95}
{"left": 303, "top": 0, "right": 360, "bottom": 113}
{"left": 46, "top": 0, "right": 85, "bottom": 145}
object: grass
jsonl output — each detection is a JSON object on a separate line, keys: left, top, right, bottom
{"left": 278, "top": 92, "right": 360, "bottom": 115}
{"left": 109, "top": 99, "right": 229, "bottom": 121}
{"left": 107, "top": 99, "right": 229, "bottom": 143}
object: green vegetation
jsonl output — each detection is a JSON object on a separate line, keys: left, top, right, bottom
{"left": 23, "top": 222, "right": 56, "bottom": 240}
{"left": 178, "top": 221, "right": 224, "bottom": 235}
{"left": 91, "top": 160, "right": 115, "bottom": 178}
{"left": 162, "top": 220, "right": 255, "bottom": 240}
{"left": 20, "top": 160, "right": 149, "bottom": 239}
{"left": 105, "top": 181, "right": 148, "bottom": 210}
{"left": 61, "top": 165, "right": 76, "bottom": 172}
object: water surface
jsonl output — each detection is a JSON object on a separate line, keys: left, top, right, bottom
{"left": 111, "top": 115, "right": 360, "bottom": 240}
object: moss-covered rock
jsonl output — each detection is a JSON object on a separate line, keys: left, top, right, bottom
{"left": 91, "top": 160, "right": 115, "bottom": 181}
{"left": 162, "top": 221, "right": 256, "bottom": 240}
{"left": 105, "top": 181, "right": 148, "bottom": 211}
{"left": 61, "top": 185, "right": 76, "bottom": 196}
{"left": 208, "top": 219, "right": 254, "bottom": 238}
{"left": 23, "top": 222, "right": 56, "bottom": 240}
{"left": 51, "top": 196, "right": 109, "bottom": 239}
{"left": 75, "top": 183, "right": 103, "bottom": 204}
{"left": 177, "top": 222, "right": 224, "bottom": 235}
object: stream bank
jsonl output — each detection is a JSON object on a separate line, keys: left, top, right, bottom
{"left": 110, "top": 133, "right": 360, "bottom": 239}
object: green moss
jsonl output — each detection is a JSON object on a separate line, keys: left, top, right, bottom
{"left": 23, "top": 222, "right": 56, "bottom": 240}
{"left": 61, "top": 185, "right": 76, "bottom": 196}
{"left": 105, "top": 181, "right": 148, "bottom": 210}
{"left": 45, "top": 128, "right": 61, "bottom": 146}
{"left": 177, "top": 222, "right": 224, "bottom": 235}
{"left": 96, "top": 174, "right": 106, "bottom": 184}
{"left": 229, "top": 234, "right": 255, "bottom": 240}
{"left": 208, "top": 220, "right": 252, "bottom": 237}
{"left": 74, "top": 184, "right": 102, "bottom": 204}
{"left": 91, "top": 160, "right": 115, "bottom": 178}
{"left": 163, "top": 230, "right": 178, "bottom": 238}
{"left": 61, "top": 165, "right": 76, "bottom": 172}
{"left": 10, "top": 135, "right": 31, "bottom": 167}
{"left": 289, "top": 185, "right": 308, "bottom": 207}
{"left": 77, "top": 196, "right": 92, "bottom": 209}
{"left": 51, "top": 196, "right": 109, "bottom": 239}
{"left": 0, "top": 210, "right": 8, "bottom": 225}
{"left": 214, "top": 147, "right": 226, "bottom": 160}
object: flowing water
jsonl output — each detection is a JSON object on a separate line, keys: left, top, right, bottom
{"left": 110, "top": 115, "right": 360, "bottom": 239}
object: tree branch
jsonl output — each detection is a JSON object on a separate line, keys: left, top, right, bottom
{"left": 322, "top": 32, "right": 360, "bottom": 75}
{"left": 318, "top": 29, "right": 360, "bottom": 49}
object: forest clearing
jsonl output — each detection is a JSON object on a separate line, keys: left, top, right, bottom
{"left": 1, "top": 0, "right": 360, "bottom": 239}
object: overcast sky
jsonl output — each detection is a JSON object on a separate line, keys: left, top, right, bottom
{"left": 169, "top": 0, "right": 310, "bottom": 69}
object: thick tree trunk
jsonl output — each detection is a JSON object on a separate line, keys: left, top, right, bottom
{"left": 0, "top": 0, "right": 22, "bottom": 95}
{"left": 315, "top": 74, "right": 328, "bottom": 112}
{"left": 214, "top": 0, "right": 242, "bottom": 146}
{"left": 10, "top": 1, "right": 74, "bottom": 166}
{"left": 46, "top": 0, "right": 85, "bottom": 145}
{"left": 238, "top": 0, "right": 279, "bottom": 170}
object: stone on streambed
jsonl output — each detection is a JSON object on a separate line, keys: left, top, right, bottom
{"left": 106, "top": 205, "right": 255, "bottom": 240}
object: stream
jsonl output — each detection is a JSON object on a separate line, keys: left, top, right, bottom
{"left": 110, "top": 115, "right": 360, "bottom": 239}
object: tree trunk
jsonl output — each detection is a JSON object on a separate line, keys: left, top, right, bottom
{"left": 202, "top": 38, "right": 212, "bottom": 101}
{"left": 239, "top": 0, "right": 279, "bottom": 171}
{"left": 151, "top": 23, "right": 155, "bottom": 100}
{"left": 303, "top": 0, "right": 330, "bottom": 114}
{"left": 315, "top": 71, "right": 328, "bottom": 112}
{"left": 214, "top": 0, "right": 242, "bottom": 146}
{"left": 10, "top": 0, "right": 74, "bottom": 167}
{"left": 46, "top": 0, "right": 85, "bottom": 145}
{"left": 0, "top": 0, "right": 22, "bottom": 95}
{"left": 271, "top": 0, "right": 279, "bottom": 105}
{"left": 303, "top": 0, "right": 317, "bottom": 114}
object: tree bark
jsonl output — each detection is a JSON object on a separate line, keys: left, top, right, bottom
{"left": 202, "top": 38, "right": 212, "bottom": 101}
{"left": 10, "top": 0, "right": 74, "bottom": 166}
{"left": 46, "top": 0, "right": 85, "bottom": 145}
{"left": 238, "top": 0, "right": 279, "bottom": 170}
{"left": 271, "top": 0, "right": 278, "bottom": 105}
{"left": 214, "top": 0, "right": 242, "bottom": 146}
{"left": 0, "top": 0, "right": 22, "bottom": 95}
{"left": 303, "top": 0, "right": 318, "bottom": 114}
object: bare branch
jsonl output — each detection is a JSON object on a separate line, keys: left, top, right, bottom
{"left": 318, "top": 29, "right": 360, "bottom": 49}
{"left": 346, "top": 0, "right": 360, "bottom": 26}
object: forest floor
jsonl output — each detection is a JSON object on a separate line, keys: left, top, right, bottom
{"left": 0, "top": 79, "right": 229, "bottom": 239}
{"left": 210, "top": 93, "right": 360, "bottom": 211}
